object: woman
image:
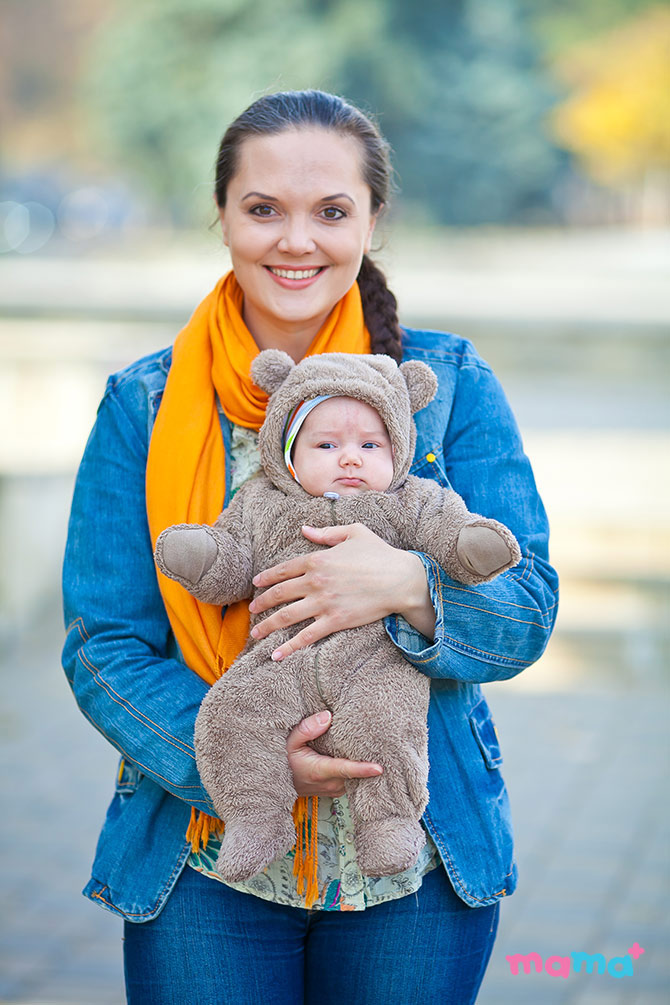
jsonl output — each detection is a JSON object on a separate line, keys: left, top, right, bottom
{"left": 62, "top": 90, "right": 558, "bottom": 1004}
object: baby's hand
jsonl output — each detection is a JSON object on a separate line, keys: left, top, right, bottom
{"left": 156, "top": 526, "right": 217, "bottom": 584}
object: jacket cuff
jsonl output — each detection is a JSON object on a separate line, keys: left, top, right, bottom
{"left": 384, "top": 551, "right": 444, "bottom": 664}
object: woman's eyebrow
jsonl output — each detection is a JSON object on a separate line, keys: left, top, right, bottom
{"left": 319, "top": 193, "right": 355, "bottom": 205}
{"left": 241, "top": 191, "right": 275, "bottom": 201}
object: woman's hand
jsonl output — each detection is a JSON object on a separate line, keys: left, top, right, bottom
{"left": 287, "top": 710, "right": 383, "bottom": 797}
{"left": 248, "top": 522, "right": 436, "bottom": 661}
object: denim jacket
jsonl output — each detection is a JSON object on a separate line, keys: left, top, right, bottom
{"left": 62, "top": 326, "right": 558, "bottom": 921}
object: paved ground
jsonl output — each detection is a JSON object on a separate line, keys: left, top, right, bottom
{"left": 1, "top": 599, "right": 667, "bottom": 1005}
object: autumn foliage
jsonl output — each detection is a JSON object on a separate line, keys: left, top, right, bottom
{"left": 551, "top": 5, "right": 670, "bottom": 185}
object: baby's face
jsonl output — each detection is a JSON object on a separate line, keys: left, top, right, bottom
{"left": 292, "top": 397, "right": 394, "bottom": 496}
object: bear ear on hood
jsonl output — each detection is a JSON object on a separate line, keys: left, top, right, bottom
{"left": 251, "top": 349, "right": 296, "bottom": 394}
{"left": 399, "top": 360, "right": 438, "bottom": 413}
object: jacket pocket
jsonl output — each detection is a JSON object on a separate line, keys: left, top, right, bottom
{"left": 469, "top": 699, "right": 503, "bottom": 769}
{"left": 115, "top": 757, "right": 144, "bottom": 794}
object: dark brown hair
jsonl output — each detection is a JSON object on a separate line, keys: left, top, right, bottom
{"left": 215, "top": 90, "right": 403, "bottom": 362}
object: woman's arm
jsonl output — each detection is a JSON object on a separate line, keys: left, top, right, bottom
{"left": 62, "top": 376, "right": 216, "bottom": 814}
{"left": 385, "top": 353, "right": 558, "bottom": 682}
{"left": 246, "top": 351, "right": 558, "bottom": 682}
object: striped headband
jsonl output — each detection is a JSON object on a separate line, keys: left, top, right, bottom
{"left": 282, "top": 396, "right": 332, "bottom": 484}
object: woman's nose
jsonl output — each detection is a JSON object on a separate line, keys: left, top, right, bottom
{"left": 277, "top": 217, "right": 317, "bottom": 255}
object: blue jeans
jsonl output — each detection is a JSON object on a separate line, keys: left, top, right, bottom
{"left": 123, "top": 863, "right": 499, "bottom": 1004}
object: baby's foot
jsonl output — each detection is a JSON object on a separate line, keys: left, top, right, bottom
{"left": 215, "top": 814, "right": 296, "bottom": 883}
{"left": 355, "top": 817, "right": 425, "bottom": 877}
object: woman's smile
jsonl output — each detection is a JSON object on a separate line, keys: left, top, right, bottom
{"left": 264, "top": 265, "right": 327, "bottom": 289}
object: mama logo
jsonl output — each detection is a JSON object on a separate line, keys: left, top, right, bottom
{"left": 506, "top": 943, "right": 645, "bottom": 980}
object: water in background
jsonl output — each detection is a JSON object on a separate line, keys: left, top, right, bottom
{"left": 1, "top": 228, "right": 667, "bottom": 691}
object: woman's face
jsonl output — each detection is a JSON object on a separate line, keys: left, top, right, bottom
{"left": 218, "top": 127, "right": 377, "bottom": 356}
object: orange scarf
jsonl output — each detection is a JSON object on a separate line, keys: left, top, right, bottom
{"left": 146, "top": 270, "right": 370, "bottom": 905}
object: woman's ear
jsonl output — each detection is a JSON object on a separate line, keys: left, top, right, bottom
{"left": 217, "top": 205, "right": 229, "bottom": 247}
{"left": 251, "top": 349, "right": 296, "bottom": 394}
{"left": 364, "top": 206, "right": 381, "bottom": 253}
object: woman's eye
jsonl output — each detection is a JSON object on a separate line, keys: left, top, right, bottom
{"left": 250, "top": 204, "right": 276, "bottom": 218}
{"left": 320, "top": 206, "right": 345, "bottom": 221}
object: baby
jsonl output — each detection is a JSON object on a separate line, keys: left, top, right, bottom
{"left": 155, "top": 350, "right": 521, "bottom": 883}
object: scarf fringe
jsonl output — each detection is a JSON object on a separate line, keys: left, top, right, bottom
{"left": 186, "top": 807, "right": 225, "bottom": 853}
{"left": 187, "top": 796, "right": 319, "bottom": 908}
{"left": 292, "top": 796, "right": 320, "bottom": 909}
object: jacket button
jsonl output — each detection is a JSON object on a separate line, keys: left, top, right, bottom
{"left": 345, "top": 832, "right": 354, "bottom": 844}
{"left": 426, "top": 452, "right": 436, "bottom": 463}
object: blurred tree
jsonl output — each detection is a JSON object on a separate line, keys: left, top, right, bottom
{"left": 82, "top": 0, "right": 564, "bottom": 225}
{"left": 82, "top": 0, "right": 339, "bottom": 224}
{"left": 520, "top": 0, "right": 664, "bottom": 56}
{"left": 550, "top": 5, "right": 670, "bottom": 220}
{"left": 340, "top": 0, "right": 565, "bottom": 224}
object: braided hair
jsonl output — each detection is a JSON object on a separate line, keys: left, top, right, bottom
{"left": 214, "top": 90, "right": 404, "bottom": 362}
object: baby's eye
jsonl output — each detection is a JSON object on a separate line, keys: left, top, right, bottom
{"left": 362, "top": 442, "right": 379, "bottom": 449}
{"left": 250, "top": 204, "right": 277, "bottom": 218}
{"left": 320, "top": 206, "right": 346, "bottom": 221}
{"left": 317, "top": 442, "right": 336, "bottom": 449}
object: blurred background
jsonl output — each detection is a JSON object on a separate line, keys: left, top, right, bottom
{"left": 1, "top": 0, "right": 668, "bottom": 1002}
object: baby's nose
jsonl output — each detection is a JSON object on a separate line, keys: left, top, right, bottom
{"left": 341, "top": 450, "right": 362, "bottom": 467}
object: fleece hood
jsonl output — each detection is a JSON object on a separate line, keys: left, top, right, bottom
{"left": 251, "top": 350, "right": 437, "bottom": 496}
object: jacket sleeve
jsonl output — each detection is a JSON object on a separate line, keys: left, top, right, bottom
{"left": 62, "top": 373, "right": 217, "bottom": 815}
{"left": 385, "top": 356, "right": 559, "bottom": 683}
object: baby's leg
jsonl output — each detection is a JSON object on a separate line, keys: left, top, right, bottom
{"left": 194, "top": 644, "right": 308, "bottom": 882}
{"left": 326, "top": 647, "right": 430, "bottom": 877}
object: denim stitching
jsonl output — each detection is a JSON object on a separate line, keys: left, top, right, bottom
{"left": 444, "top": 580, "right": 558, "bottom": 618}
{"left": 78, "top": 706, "right": 204, "bottom": 794}
{"left": 423, "top": 811, "right": 508, "bottom": 904}
{"left": 77, "top": 649, "right": 197, "bottom": 759}
{"left": 66, "top": 616, "right": 90, "bottom": 642}
{"left": 425, "top": 552, "right": 556, "bottom": 625}
{"left": 442, "top": 598, "right": 552, "bottom": 631}
{"left": 441, "top": 635, "right": 534, "bottom": 666}
{"left": 77, "top": 650, "right": 197, "bottom": 762}
{"left": 91, "top": 843, "right": 189, "bottom": 918}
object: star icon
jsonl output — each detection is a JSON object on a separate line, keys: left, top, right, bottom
{"left": 627, "top": 943, "right": 645, "bottom": 959}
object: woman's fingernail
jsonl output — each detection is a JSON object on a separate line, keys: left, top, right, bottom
{"left": 250, "top": 627, "right": 259, "bottom": 638}
{"left": 271, "top": 649, "right": 283, "bottom": 662}
{"left": 252, "top": 575, "right": 260, "bottom": 586}
{"left": 316, "top": 710, "right": 331, "bottom": 725}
